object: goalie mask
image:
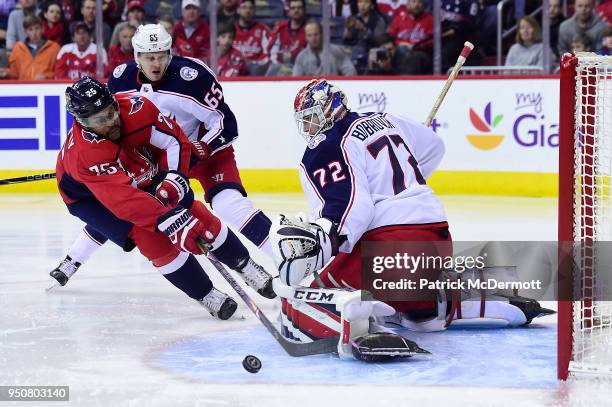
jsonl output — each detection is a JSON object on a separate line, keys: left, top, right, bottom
{"left": 294, "top": 79, "right": 349, "bottom": 149}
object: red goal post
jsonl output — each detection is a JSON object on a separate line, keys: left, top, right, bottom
{"left": 558, "top": 52, "right": 612, "bottom": 380}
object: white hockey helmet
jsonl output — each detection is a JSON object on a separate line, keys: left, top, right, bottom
{"left": 132, "top": 23, "right": 173, "bottom": 62}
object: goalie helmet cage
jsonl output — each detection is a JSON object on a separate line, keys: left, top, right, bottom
{"left": 558, "top": 52, "right": 612, "bottom": 380}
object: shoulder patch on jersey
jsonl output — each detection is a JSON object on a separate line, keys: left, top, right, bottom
{"left": 113, "top": 63, "right": 127, "bottom": 78}
{"left": 180, "top": 66, "right": 198, "bottom": 81}
{"left": 128, "top": 96, "right": 145, "bottom": 115}
{"left": 82, "top": 129, "right": 104, "bottom": 144}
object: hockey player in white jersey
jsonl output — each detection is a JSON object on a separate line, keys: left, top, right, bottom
{"left": 49, "top": 24, "right": 275, "bottom": 299}
{"left": 270, "top": 79, "right": 554, "bottom": 358}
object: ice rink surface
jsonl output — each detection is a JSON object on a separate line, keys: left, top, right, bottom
{"left": 0, "top": 193, "right": 610, "bottom": 407}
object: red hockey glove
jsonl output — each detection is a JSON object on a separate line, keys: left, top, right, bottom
{"left": 192, "top": 140, "right": 210, "bottom": 161}
{"left": 157, "top": 204, "right": 222, "bottom": 255}
{"left": 157, "top": 207, "right": 207, "bottom": 254}
{"left": 154, "top": 171, "right": 193, "bottom": 208}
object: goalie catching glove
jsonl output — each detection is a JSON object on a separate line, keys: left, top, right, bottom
{"left": 270, "top": 215, "right": 339, "bottom": 286}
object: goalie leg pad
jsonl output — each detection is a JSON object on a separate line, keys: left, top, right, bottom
{"left": 351, "top": 332, "right": 431, "bottom": 362}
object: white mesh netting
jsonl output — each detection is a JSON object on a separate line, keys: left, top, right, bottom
{"left": 571, "top": 52, "right": 612, "bottom": 376}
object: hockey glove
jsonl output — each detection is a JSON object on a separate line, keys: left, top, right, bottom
{"left": 154, "top": 171, "right": 194, "bottom": 208}
{"left": 270, "top": 215, "right": 339, "bottom": 286}
{"left": 192, "top": 140, "right": 210, "bottom": 161}
{"left": 157, "top": 206, "right": 216, "bottom": 255}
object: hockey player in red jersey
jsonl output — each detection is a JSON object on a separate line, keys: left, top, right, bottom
{"left": 269, "top": 79, "right": 554, "bottom": 359}
{"left": 55, "top": 77, "right": 275, "bottom": 320}
{"left": 49, "top": 24, "right": 276, "bottom": 293}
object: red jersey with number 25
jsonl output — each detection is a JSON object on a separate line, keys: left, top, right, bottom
{"left": 56, "top": 94, "right": 194, "bottom": 231}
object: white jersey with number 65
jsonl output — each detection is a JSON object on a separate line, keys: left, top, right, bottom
{"left": 299, "top": 111, "right": 447, "bottom": 253}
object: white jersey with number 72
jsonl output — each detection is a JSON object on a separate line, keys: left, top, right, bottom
{"left": 299, "top": 111, "right": 447, "bottom": 253}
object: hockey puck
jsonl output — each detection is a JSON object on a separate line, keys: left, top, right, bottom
{"left": 242, "top": 355, "right": 261, "bottom": 373}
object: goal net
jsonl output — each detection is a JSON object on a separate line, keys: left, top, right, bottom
{"left": 558, "top": 52, "right": 612, "bottom": 380}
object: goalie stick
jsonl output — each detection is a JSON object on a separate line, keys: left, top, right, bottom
{"left": 424, "top": 41, "right": 474, "bottom": 127}
{"left": 197, "top": 239, "right": 339, "bottom": 357}
{"left": 0, "top": 172, "right": 56, "bottom": 186}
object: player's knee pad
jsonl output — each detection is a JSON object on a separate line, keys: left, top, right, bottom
{"left": 211, "top": 189, "right": 271, "bottom": 248}
{"left": 157, "top": 252, "right": 213, "bottom": 300}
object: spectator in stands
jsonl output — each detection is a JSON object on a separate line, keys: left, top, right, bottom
{"left": 158, "top": 15, "right": 173, "bottom": 32}
{"left": 440, "top": 0, "right": 480, "bottom": 71}
{"left": 377, "top": 0, "right": 407, "bottom": 21}
{"left": 149, "top": 0, "right": 173, "bottom": 21}
{"left": 344, "top": 0, "right": 387, "bottom": 74}
{"left": 78, "top": 0, "right": 111, "bottom": 49}
{"left": 0, "top": 1, "right": 13, "bottom": 70}
{"left": 267, "top": 0, "right": 306, "bottom": 76}
{"left": 219, "top": 0, "right": 239, "bottom": 27}
{"left": 366, "top": 32, "right": 428, "bottom": 74}
{"left": 549, "top": 0, "right": 565, "bottom": 58}
{"left": 558, "top": 0, "right": 607, "bottom": 56}
{"left": 59, "top": 0, "right": 76, "bottom": 23}
{"left": 571, "top": 32, "right": 592, "bottom": 53}
{"left": 110, "top": 0, "right": 145, "bottom": 47}
{"left": 55, "top": 21, "right": 107, "bottom": 80}
{"left": 332, "top": 0, "right": 357, "bottom": 17}
{"left": 388, "top": 0, "right": 433, "bottom": 51}
{"left": 6, "top": 0, "right": 37, "bottom": 51}
{"left": 101, "top": 0, "right": 120, "bottom": 26}
{"left": 505, "top": 16, "right": 547, "bottom": 71}
{"left": 106, "top": 23, "right": 135, "bottom": 77}
{"left": 598, "top": 26, "right": 612, "bottom": 55}
{"left": 343, "top": 0, "right": 387, "bottom": 49}
{"left": 292, "top": 20, "right": 357, "bottom": 76}
{"left": 0, "top": 15, "right": 59, "bottom": 79}
{"left": 174, "top": 0, "right": 210, "bottom": 62}
{"left": 596, "top": 0, "right": 612, "bottom": 25}
{"left": 157, "top": 15, "right": 174, "bottom": 40}
{"left": 0, "top": 0, "right": 17, "bottom": 50}
{"left": 41, "top": 1, "right": 69, "bottom": 45}
{"left": 234, "top": 0, "right": 271, "bottom": 75}
{"left": 217, "top": 22, "right": 249, "bottom": 77}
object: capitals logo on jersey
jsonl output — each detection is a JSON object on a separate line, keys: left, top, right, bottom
{"left": 129, "top": 96, "right": 145, "bottom": 115}
{"left": 81, "top": 129, "right": 104, "bottom": 144}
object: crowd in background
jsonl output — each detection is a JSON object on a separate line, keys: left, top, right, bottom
{"left": 0, "top": 0, "right": 610, "bottom": 80}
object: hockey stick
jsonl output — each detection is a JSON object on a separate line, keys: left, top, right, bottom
{"left": 0, "top": 172, "right": 56, "bottom": 186}
{"left": 424, "top": 41, "right": 474, "bottom": 127}
{"left": 197, "top": 239, "right": 339, "bottom": 357}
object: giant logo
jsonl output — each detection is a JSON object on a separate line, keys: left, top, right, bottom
{"left": 466, "top": 102, "right": 504, "bottom": 150}
{"left": 512, "top": 92, "right": 558, "bottom": 147}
